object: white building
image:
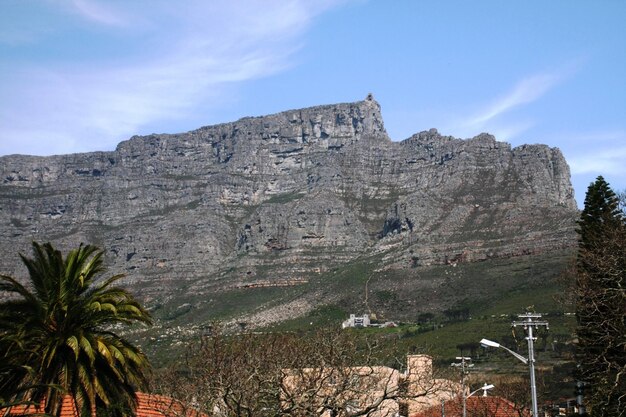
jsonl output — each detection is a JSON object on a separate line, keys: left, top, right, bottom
{"left": 342, "top": 313, "right": 371, "bottom": 328}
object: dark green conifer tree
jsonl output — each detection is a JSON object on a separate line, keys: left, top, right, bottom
{"left": 577, "top": 175, "right": 623, "bottom": 252}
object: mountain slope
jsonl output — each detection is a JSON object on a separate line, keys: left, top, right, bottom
{"left": 0, "top": 95, "right": 578, "bottom": 330}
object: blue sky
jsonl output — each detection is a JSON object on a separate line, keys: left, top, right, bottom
{"left": 1, "top": 1, "right": 625, "bottom": 207}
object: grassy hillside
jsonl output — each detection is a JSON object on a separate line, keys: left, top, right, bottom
{"left": 136, "top": 248, "right": 576, "bottom": 369}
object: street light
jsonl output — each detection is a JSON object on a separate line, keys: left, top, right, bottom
{"left": 468, "top": 383, "right": 495, "bottom": 398}
{"left": 480, "top": 338, "right": 528, "bottom": 364}
{"left": 451, "top": 357, "right": 474, "bottom": 417}
{"left": 480, "top": 337, "right": 537, "bottom": 415}
{"left": 480, "top": 312, "right": 549, "bottom": 417}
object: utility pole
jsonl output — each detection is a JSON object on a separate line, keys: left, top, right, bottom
{"left": 575, "top": 380, "right": 587, "bottom": 416}
{"left": 512, "top": 313, "right": 549, "bottom": 417}
{"left": 451, "top": 356, "right": 473, "bottom": 417}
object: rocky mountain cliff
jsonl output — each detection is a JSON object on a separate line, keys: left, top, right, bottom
{"left": 0, "top": 95, "right": 578, "bottom": 328}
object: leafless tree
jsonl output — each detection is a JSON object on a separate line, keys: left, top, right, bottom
{"left": 574, "top": 224, "right": 626, "bottom": 416}
{"left": 154, "top": 326, "right": 458, "bottom": 417}
{"left": 574, "top": 179, "right": 626, "bottom": 416}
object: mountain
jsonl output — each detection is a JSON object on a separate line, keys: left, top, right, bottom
{"left": 0, "top": 95, "right": 578, "bottom": 333}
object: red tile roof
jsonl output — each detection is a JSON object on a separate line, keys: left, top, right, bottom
{"left": 1, "top": 393, "right": 206, "bottom": 417}
{"left": 1, "top": 395, "right": 79, "bottom": 417}
{"left": 412, "top": 395, "right": 530, "bottom": 417}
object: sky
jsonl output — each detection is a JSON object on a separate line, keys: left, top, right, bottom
{"left": 1, "top": 1, "right": 625, "bottom": 207}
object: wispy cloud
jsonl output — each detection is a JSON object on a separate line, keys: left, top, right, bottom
{"left": 548, "top": 130, "right": 626, "bottom": 145}
{"left": 569, "top": 150, "right": 626, "bottom": 176}
{"left": 441, "top": 67, "right": 574, "bottom": 141}
{"left": 468, "top": 73, "right": 562, "bottom": 126}
{"left": 542, "top": 129, "right": 626, "bottom": 176}
{"left": 69, "top": 0, "right": 128, "bottom": 27}
{"left": 0, "top": 0, "right": 345, "bottom": 156}
{"left": 540, "top": 129, "right": 626, "bottom": 206}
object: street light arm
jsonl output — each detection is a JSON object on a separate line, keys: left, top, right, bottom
{"left": 480, "top": 338, "right": 528, "bottom": 364}
{"left": 499, "top": 345, "right": 528, "bottom": 365}
{"left": 467, "top": 384, "right": 495, "bottom": 398}
{"left": 467, "top": 388, "right": 481, "bottom": 398}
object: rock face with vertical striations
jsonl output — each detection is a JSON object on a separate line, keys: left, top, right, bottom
{"left": 0, "top": 95, "right": 577, "bottom": 326}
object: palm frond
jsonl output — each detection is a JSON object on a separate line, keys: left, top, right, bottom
{"left": 0, "top": 275, "right": 36, "bottom": 303}
{"left": 1, "top": 241, "right": 152, "bottom": 413}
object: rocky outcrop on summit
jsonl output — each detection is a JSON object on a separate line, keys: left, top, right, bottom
{"left": 0, "top": 95, "right": 577, "bottom": 302}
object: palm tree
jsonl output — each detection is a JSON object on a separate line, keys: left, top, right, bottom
{"left": 0, "top": 242, "right": 152, "bottom": 417}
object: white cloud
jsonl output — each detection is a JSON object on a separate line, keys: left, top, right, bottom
{"left": 69, "top": 0, "right": 128, "bottom": 27}
{"left": 549, "top": 130, "right": 626, "bottom": 144}
{"left": 569, "top": 146, "right": 626, "bottom": 176}
{"left": 541, "top": 129, "right": 626, "bottom": 176}
{"left": 0, "top": 0, "right": 345, "bottom": 156}
{"left": 542, "top": 129, "right": 626, "bottom": 207}
{"left": 441, "top": 68, "right": 573, "bottom": 141}
{"left": 468, "top": 73, "right": 561, "bottom": 126}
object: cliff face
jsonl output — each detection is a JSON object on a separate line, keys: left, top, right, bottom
{"left": 0, "top": 95, "right": 577, "bottom": 306}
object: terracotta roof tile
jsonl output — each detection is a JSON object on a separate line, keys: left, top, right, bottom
{"left": 1, "top": 395, "right": 78, "bottom": 417}
{"left": 2, "top": 393, "right": 206, "bottom": 417}
{"left": 411, "top": 395, "right": 530, "bottom": 417}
